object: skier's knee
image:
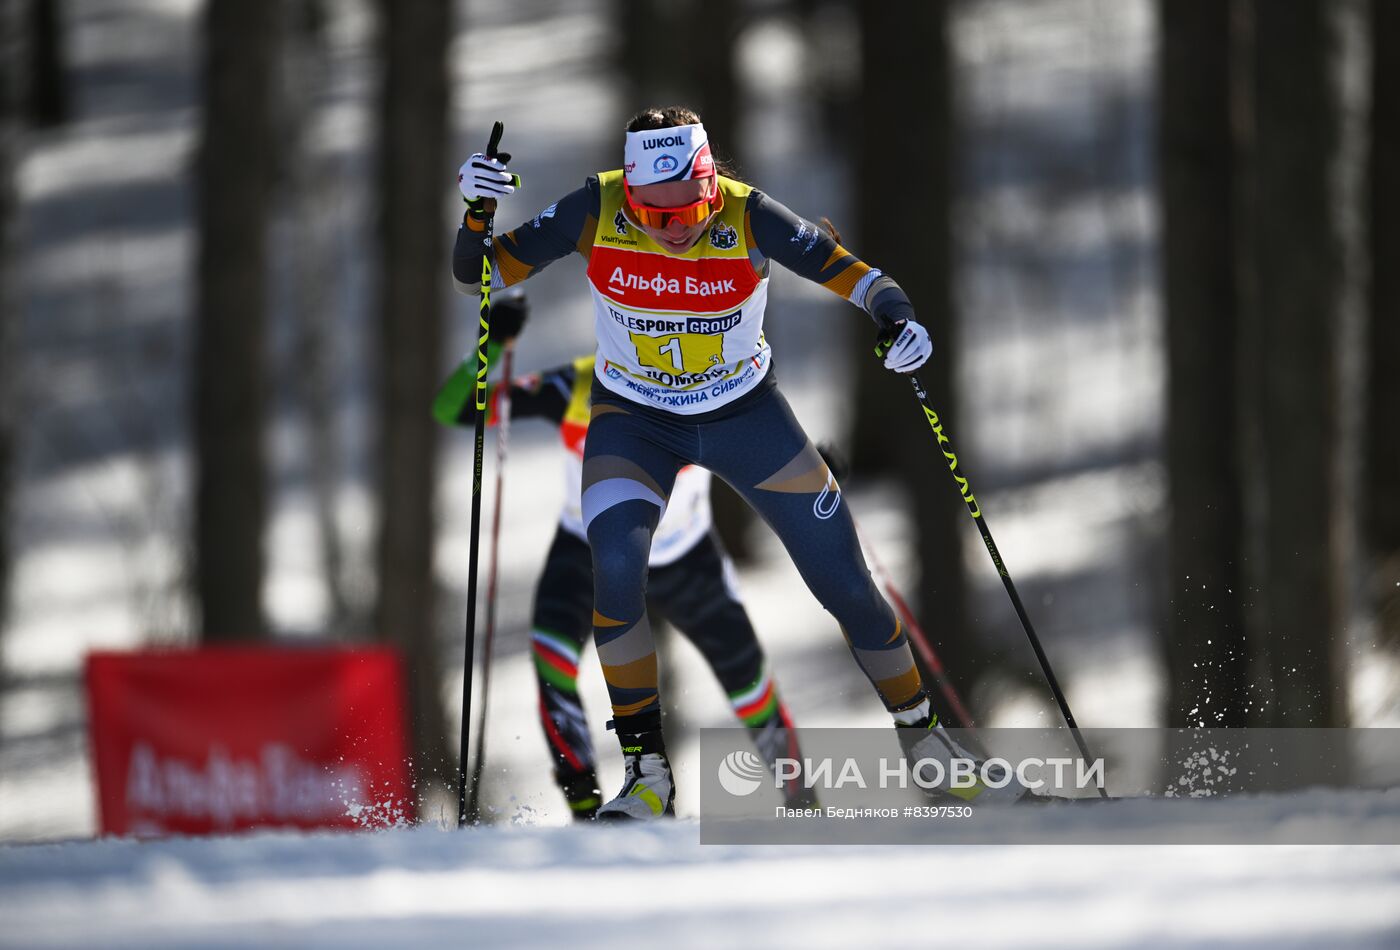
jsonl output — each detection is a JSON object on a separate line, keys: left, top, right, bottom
{"left": 588, "top": 512, "right": 654, "bottom": 585}
{"left": 819, "top": 571, "right": 880, "bottom": 617}
{"left": 589, "top": 539, "right": 647, "bottom": 592}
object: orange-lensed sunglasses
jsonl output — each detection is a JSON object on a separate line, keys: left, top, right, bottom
{"left": 623, "top": 177, "right": 724, "bottom": 230}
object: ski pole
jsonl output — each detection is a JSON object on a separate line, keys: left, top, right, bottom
{"left": 465, "top": 343, "right": 513, "bottom": 823}
{"left": 876, "top": 331, "right": 1107, "bottom": 798}
{"left": 458, "top": 120, "right": 510, "bottom": 827}
{"left": 852, "top": 521, "right": 977, "bottom": 728}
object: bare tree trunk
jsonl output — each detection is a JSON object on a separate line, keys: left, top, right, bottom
{"left": 1245, "top": 0, "right": 1346, "bottom": 726}
{"left": 25, "top": 0, "right": 66, "bottom": 127}
{"left": 1368, "top": 0, "right": 1400, "bottom": 650}
{"left": 1158, "top": 0, "right": 1250, "bottom": 726}
{"left": 0, "top": 0, "right": 20, "bottom": 743}
{"left": 617, "top": 0, "right": 736, "bottom": 130}
{"left": 375, "top": 0, "right": 454, "bottom": 797}
{"left": 851, "top": 1, "right": 946, "bottom": 479}
{"left": 794, "top": 0, "right": 859, "bottom": 151}
{"left": 615, "top": 0, "right": 664, "bottom": 116}
{"left": 613, "top": 0, "right": 757, "bottom": 561}
{"left": 687, "top": 0, "right": 741, "bottom": 166}
{"left": 194, "top": 0, "right": 276, "bottom": 642}
{"left": 853, "top": 1, "right": 978, "bottom": 721}
{"left": 0, "top": 0, "right": 20, "bottom": 635}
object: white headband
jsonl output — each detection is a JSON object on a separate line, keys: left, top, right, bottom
{"left": 623, "top": 122, "right": 715, "bottom": 186}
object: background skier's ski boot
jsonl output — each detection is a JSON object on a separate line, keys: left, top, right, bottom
{"left": 751, "top": 701, "right": 819, "bottom": 808}
{"left": 558, "top": 768, "right": 602, "bottom": 821}
{"left": 597, "top": 715, "right": 675, "bottom": 821}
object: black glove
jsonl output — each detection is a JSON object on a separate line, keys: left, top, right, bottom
{"left": 489, "top": 293, "right": 529, "bottom": 343}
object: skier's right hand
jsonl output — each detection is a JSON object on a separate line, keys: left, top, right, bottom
{"left": 458, "top": 152, "right": 516, "bottom": 202}
{"left": 876, "top": 318, "right": 932, "bottom": 374}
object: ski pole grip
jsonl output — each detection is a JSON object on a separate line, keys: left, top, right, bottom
{"left": 872, "top": 316, "right": 904, "bottom": 360}
{"left": 483, "top": 120, "right": 521, "bottom": 188}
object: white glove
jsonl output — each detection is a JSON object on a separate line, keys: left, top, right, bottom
{"left": 883, "top": 319, "right": 932, "bottom": 373}
{"left": 458, "top": 152, "right": 516, "bottom": 201}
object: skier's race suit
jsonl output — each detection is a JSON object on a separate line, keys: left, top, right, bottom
{"left": 454, "top": 171, "right": 928, "bottom": 727}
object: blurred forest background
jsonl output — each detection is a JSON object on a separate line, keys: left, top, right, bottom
{"left": 0, "top": 0, "right": 1396, "bottom": 838}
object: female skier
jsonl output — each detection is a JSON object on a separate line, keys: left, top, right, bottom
{"left": 454, "top": 106, "right": 1017, "bottom": 818}
{"left": 434, "top": 293, "right": 814, "bottom": 819}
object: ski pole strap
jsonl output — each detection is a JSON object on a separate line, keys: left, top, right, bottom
{"left": 483, "top": 120, "right": 520, "bottom": 188}
{"left": 463, "top": 118, "right": 522, "bottom": 220}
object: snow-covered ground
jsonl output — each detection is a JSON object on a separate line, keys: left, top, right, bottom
{"left": 2, "top": 1, "right": 1399, "bottom": 944}
{"left": 2, "top": 818, "right": 1400, "bottom": 948}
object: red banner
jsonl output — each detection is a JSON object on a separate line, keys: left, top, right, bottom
{"left": 85, "top": 647, "right": 414, "bottom": 837}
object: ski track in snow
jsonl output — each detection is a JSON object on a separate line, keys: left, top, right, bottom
{"left": 2, "top": 814, "right": 1400, "bottom": 949}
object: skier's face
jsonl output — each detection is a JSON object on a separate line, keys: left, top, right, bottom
{"left": 625, "top": 177, "right": 720, "bottom": 254}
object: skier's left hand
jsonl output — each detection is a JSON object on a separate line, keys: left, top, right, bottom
{"left": 878, "top": 318, "right": 932, "bottom": 373}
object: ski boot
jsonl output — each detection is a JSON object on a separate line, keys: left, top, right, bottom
{"left": 751, "top": 701, "right": 819, "bottom": 808}
{"left": 597, "top": 714, "right": 675, "bottom": 821}
{"left": 895, "top": 700, "right": 1029, "bottom": 805}
{"left": 558, "top": 768, "right": 602, "bottom": 822}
